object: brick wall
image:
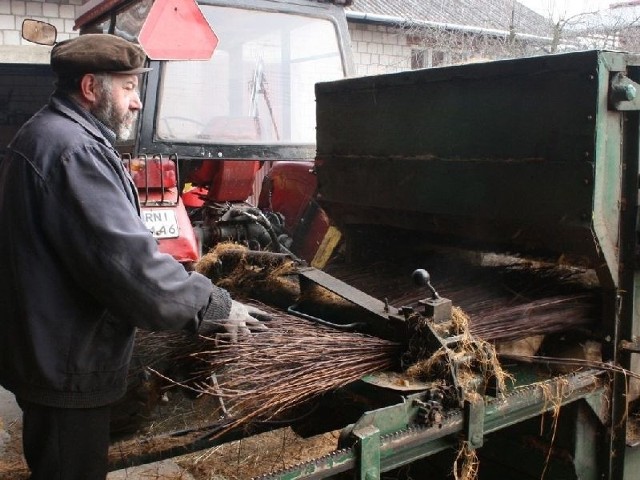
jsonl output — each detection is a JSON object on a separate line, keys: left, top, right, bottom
{"left": 347, "top": 22, "right": 460, "bottom": 76}
{"left": 0, "top": 0, "right": 81, "bottom": 48}
{"left": 347, "top": 21, "right": 545, "bottom": 76}
{"left": 348, "top": 23, "right": 413, "bottom": 76}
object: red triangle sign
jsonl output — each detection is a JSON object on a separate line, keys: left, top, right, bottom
{"left": 138, "top": 0, "right": 218, "bottom": 60}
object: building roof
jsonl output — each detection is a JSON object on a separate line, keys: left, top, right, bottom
{"left": 347, "top": 0, "right": 551, "bottom": 37}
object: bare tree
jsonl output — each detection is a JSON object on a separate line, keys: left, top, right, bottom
{"left": 559, "top": 6, "right": 640, "bottom": 53}
{"left": 387, "top": 1, "right": 640, "bottom": 69}
{"left": 392, "top": 3, "right": 553, "bottom": 66}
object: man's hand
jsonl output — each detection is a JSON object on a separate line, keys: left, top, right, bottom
{"left": 200, "top": 300, "right": 270, "bottom": 342}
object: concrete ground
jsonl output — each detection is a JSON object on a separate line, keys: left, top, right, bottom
{"left": 108, "top": 461, "right": 196, "bottom": 479}
{"left": 0, "top": 386, "right": 195, "bottom": 480}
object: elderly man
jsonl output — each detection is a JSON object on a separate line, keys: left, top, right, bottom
{"left": 0, "top": 34, "right": 265, "bottom": 480}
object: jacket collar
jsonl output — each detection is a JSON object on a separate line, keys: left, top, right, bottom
{"left": 49, "top": 93, "right": 117, "bottom": 149}
{"left": 49, "top": 93, "right": 142, "bottom": 212}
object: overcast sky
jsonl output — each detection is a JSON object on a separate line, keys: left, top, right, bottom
{"left": 517, "top": 0, "right": 613, "bottom": 18}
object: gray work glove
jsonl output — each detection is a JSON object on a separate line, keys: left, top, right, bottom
{"left": 199, "top": 300, "right": 270, "bottom": 342}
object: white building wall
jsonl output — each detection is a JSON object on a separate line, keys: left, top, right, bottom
{"left": 348, "top": 22, "right": 413, "bottom": 76}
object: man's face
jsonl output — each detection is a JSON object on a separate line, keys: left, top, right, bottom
{"left": 90, "top": 74, "right": 142, "bottom": 141}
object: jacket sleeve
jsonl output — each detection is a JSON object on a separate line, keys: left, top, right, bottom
{"left": 39, "top": 141, "right": 231, "bottom": 331}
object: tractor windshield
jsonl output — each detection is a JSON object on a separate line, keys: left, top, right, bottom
{"left": 155, "top": 5, "right": 346, "bottom": 145}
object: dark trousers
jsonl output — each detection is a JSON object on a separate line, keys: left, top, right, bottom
{"left": 17, "top": 398, "right": 111, "bottom": 480}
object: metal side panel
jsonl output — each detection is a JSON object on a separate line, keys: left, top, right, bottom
{"left": 317, "top": 51, "right": 600, "bottom": 160}
{"left": 314, "top": 50, "right": 637, "bottom": 271}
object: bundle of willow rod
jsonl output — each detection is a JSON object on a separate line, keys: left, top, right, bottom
{"left": 128, "top": 329, "right": 209, "bottom": 380}
{"left": 468, "top": 294, "right": 596, "bottom": 341}
{"left": 198, "top": 244, "right": 598, "bottom": 344}
{"left": 326, "top": 261, "right": 599, "bottom": 343}
{"left": 167, "top": 306, "right": 402, "bottom": 437}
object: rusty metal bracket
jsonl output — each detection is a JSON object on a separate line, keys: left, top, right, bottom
{"left": 418, "top": 297, "right": 453, "bottom": 324}
{"left": 464, "top": 399, "right": 485, "bottom": 450}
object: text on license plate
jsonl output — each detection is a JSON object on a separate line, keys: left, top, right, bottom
{"left": 141, "top": 208, "right": 179, "bottom": 239}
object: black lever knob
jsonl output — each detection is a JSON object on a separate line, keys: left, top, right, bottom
{"left": 412, "top": 269, "right": 440, "bottom": 299}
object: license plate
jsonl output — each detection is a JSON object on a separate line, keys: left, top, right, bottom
{"left": 141, "top": 208, "right": 179, "bottom": 239}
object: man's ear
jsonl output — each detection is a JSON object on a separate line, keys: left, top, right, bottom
{"left": 78, "top": 74, "right": 99, "bottom": 105}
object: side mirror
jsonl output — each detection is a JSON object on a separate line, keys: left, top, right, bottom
{"left": 22, "top": 19, "right": 57, "bottom": 46}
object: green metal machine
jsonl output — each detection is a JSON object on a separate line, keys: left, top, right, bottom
{"left": 284, "top": 49, "right": 640, "bottom": 479}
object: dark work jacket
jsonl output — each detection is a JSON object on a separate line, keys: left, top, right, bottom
{"left": 0, "top": 93, "right": 231, "bottom": 408}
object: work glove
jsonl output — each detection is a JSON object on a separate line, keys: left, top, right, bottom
{"left": 199, "top": 300, "right": 270, "bottom": 343}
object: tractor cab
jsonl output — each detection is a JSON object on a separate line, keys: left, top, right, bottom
{"left": 26, "top": 0, "right": 354, "bottom": 267}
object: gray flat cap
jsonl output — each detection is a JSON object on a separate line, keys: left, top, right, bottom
{"left": 51, "top": 34, "right": 152, "bottom": 76}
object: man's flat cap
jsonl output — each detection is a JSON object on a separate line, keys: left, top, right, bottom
{"left": 51, "top": 34, "right": 152, "bottom": 77}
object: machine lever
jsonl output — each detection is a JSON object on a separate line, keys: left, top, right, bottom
{"left": 412, "top": 269, "right": 452, "bottom": 323}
